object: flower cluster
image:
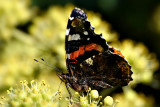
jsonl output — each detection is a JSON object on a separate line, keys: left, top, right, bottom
{"left": 0, "top": 80, "right": 66, "bottom": 107}
{"left": 1, "top": 80, "right": 117, "bottom": 107}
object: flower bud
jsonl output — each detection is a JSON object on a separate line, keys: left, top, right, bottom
{"left": 90, "top": 90, "right": 99, "bottom": 99}
{"left": 104, "top": 96, "right": 113, "bottom": 106}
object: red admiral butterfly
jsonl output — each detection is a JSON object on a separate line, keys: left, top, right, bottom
{"left": 57, "top": 8, "right": 133, "bottom": 92}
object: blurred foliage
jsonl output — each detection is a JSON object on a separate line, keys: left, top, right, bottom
{"left": 0, "top": 0, "right": 159, "bottom": 107}
{"left": 0, "top": 0, "right": 32, "bottom": 40}
{"left": 113, "top": 87, "right": 154, "bottom": 107}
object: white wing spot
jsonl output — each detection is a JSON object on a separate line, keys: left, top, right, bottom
{"left": 69, "top": 17, "right": 74, "bottom": 20}
{"left": 84, "top": 31, "right": 88, "bottom": 35}
{"left": 68, "top": 34, "right": 80, "bottom": 41}
{"left": 100, "top": 35, "right": 105, "bottom": 39}
{"left": 87, "top": 38, "right": 90, "bottom": 40}
{"left": 68, "top": 35, "right": 72, "bottom": 41}
{"left": 74, "top": 34, "right": 80, "bottom": 40}
{"left": 66, "top": 54, "right": 70, "bottom": 59}
{"left": 66, "top": 29, "right": 70, "bottom": 35}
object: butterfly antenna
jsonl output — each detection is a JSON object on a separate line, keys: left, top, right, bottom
{"left": 33, "top": 58, "right": 62, "bottom": 73}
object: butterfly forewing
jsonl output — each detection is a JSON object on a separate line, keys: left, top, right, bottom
{"left": 65, "top": 8, "right": 108, "bottom": 75}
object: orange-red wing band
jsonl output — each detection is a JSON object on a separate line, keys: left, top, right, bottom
{"left": 69, "top": 43, "right": 103, "bottom": 61}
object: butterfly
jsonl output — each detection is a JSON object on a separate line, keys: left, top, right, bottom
{"left": 57, "top": 8, "right": 133, "bottom": 92}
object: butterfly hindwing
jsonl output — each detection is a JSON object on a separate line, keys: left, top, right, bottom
{"left": 75, "top": 49, "right": 132, "bottom": 89}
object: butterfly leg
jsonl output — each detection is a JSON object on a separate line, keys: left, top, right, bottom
{"left": 65, "top": 82, "right": 73, "bottom": 104}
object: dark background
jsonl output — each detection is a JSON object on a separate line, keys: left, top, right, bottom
{"left": 31, "top": 0, "right": 160, "bottom": 106}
